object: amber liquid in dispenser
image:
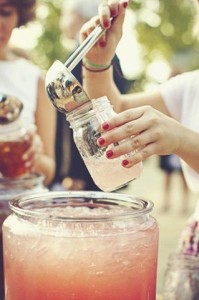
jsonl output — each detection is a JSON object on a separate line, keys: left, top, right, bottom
{"left": 0, "top": 129, "right": 33, "bottom": 177}
{"left": 0, "top": 94, "right": 34, "bottom": 178}
{"left": 67, "top": 96, "right": 143, "bottom": 192}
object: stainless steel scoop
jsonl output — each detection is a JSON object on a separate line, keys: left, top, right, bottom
{"left": 0, "top": 94, "right": 23, "bottom": 125}
{"left": 45, "top": 23, "right": 106, "bottom": 114}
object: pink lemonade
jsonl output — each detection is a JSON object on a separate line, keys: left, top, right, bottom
{"left": 84, "top": 156, "right": 143, "bottom": 192}
{"left": 3, "top": 192, "right": 159, "bottom": 300}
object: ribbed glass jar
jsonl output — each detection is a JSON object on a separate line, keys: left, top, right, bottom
{"left": 67, "top": 96, "right": 142, "bottom": 192}
{"left": 163, "top": 253, "right": 199, "bottom": 300}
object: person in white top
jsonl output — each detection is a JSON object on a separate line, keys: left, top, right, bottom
{"left": 0, "top": 0, "right": 56, "bottom": 186}
{"left": 80, "top": 0, "right": 199, "bottom": 254}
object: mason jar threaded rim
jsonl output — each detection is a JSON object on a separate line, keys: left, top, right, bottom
{"left": 9, "top": 191, "right": 154, "bottom": 222}
{"left": 0, "top": 172, "right": 45, "bottom": 188}
{"left": 67, "top": 96, "right": 110, "bottom": 125}
{"left": 167, "top": 252, "right": 199, "bottom": 269}
{"left": 0, "top": 172, "right": 46, "bottom": 202}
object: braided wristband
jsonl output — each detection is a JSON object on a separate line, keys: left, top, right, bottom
{"left": 83, "top": 58, "right": 111, "bottom": 69}
{"left": 82, "top": 62, "right": 112, "bottom": 72}
{"left": 82, "top": 57, "right": 112, "bottom": 72}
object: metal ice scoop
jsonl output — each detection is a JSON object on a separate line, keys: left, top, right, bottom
{"left": 0, "top": 94, "right": 23, "bottom": 125}
{"left": 45, "top": 23, "right": 106, "bottom": 114}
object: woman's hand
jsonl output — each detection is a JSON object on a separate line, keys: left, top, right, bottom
{"left": 97, "top": 105, "right": 184, "bottom": 167}
{"left": 79, "top": 0, "right": 128, "bottom": 66}
{"left": 22, "top": 127, "right": 44, "bottom": 172}
{"left": 22, "top": 129, "right": 55, "bottom": 186}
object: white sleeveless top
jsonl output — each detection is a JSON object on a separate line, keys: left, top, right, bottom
{"left": 159, "top": 70, "right": 199, "bottom": 194}
{"left": 0, "top": 58, "right": 41, "bottom": 124}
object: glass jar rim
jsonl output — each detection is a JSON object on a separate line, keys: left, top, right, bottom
{"left": 0, "top": 172, "right": 44, "bottom": 186}
{"left": 9, "top": 191, "right": 154, "bottom": 222}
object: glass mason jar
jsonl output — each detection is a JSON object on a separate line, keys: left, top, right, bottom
{"left": 0, "top": 120, "right": 35, "bottom": 178}
{"left": 0, "top": 173, "right": 47, "bottom": 300}
{"left": 3, "top": 191, "right": 159, "bottom": 300}
{"left": 163, "top": 253, "right": 199, "bottom": 300}
{"left": 67, "top": 96, "right": 143, "bottom": 192}
{"left": 0, "top": 93, "right": 36, "bottom": 178}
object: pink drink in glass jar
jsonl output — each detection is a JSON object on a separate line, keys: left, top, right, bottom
{"left": 67, "top": 97, "right": 143, "bottom": 192}
{"left": 3, "top": 191, "right": 159, "bottom": 300}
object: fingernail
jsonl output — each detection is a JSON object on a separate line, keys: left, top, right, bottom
{"left": 103, "top": 20, "right": 110, "bottom": 28}
{"left": 99, "top": 41, "right": 106, "bottom": 48}
{"left": 122, "top": 2, "right": 128, "bottom": 8}
{"left": 98, "top": 137, "right": 105, "bottom": 146}
{"left": 122, "top": 159, "right": 129, "bottom": 166}
{"left": 111, "top": 9, "right": 117, "bottom": 17}
{"left": 106, "top": 150, "right": 113, "bottom": 158}
{"left": 102, "top": 122, "right": 110, "bottom": 130}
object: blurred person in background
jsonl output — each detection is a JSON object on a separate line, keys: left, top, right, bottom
{"left": 0, "top": 0, "right": 56, "bottom": 297}
{"left": 159, "top": 153, "right": 189, "bottom": 213}
{"left": 51, "top": 0, "right": 132, "bottom": 191}
{"left": 0, "top": 0, "right": 56, "bottom": 186}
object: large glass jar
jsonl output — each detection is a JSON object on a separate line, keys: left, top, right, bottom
{"left": 0, "top": 173, "right": 47, "bottom": 299}
{"left": 3, "top": 191, "right": 159, "bottom": 300}
{"left": 67, "top": 96, "right": 143, "bottom": 192}
{"left": 163, "top": 253, "right": 199, "bottom": 299}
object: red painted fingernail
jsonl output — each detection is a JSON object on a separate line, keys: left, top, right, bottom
{"left": 102, "top": 122, "right": 110, "bottom": 130}
{"left": 103, "top": 20, "right": 110, "bottom": 28}
{"left": 122, "top": 2, "right": 128, "bottom": 8}
{"left": 99, "top": 41, "right": 106, "bottom": 48}
{"left": 98, "top": 137, "right": 105, "bottom": 146}
{"left": 111, "top": 9, "right": 117, "bottom": 17}
{"left": 122, "top": 159, "right": 129, "bottom": 166}
{"left": 106, "top": 150, "right": 113, "bottom": 158}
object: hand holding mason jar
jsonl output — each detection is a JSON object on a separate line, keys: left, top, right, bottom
{"left": 67, "top": 96, "right": 143, "bottom": 191}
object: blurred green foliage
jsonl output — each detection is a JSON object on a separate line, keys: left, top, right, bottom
{"left": 32, "top": 0, "right": 67, "bottom": 71}
{"left": 130, "top": 0, "right": 199, "bottom": 66}
{"left": 33, "top": 0, "right": 199, "bottom": 87}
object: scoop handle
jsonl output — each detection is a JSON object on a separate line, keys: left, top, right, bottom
{"left": 65, "top": 23, "right": 106, "bottom": 72}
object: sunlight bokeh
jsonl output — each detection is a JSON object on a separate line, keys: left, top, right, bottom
{"left": 9, "top": 5, "right": 170, "bottom": 82}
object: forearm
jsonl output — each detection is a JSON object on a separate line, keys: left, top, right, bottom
{"left": 175, "top": 126, "right": 199, "bottom": 173}
{"left": 83, "top": 66, "right": 171, "bottom": 115}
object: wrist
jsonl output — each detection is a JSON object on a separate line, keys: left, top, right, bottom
{"left": 82, "top": 58, "right": 112, "bottom": 72}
